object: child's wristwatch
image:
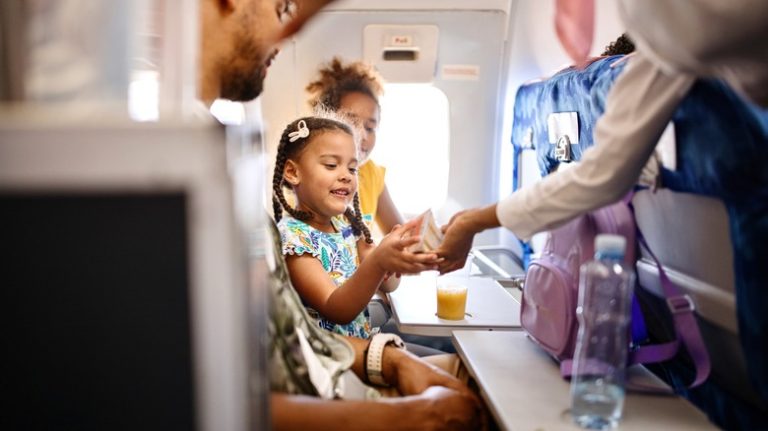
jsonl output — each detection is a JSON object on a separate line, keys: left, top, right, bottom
{"left": 366, "top": 333, "right": 406, "bottom": 386}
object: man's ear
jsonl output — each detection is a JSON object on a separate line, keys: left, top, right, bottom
{"left": 283, "top": 159, "right": 300, "bottom": 187}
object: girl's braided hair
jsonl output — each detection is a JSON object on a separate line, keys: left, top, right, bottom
{"left": 306, "top": 57, "right": 385, "bottom": 110}
{"left": 272, "top": 115, "right": 373, "bottom": 244}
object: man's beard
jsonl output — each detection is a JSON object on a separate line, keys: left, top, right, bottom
{"left": 219, "top": 32, "right": 266, "bottom": 102}
{"left": 220, "top": 63, "right": 265, "bottom": 102}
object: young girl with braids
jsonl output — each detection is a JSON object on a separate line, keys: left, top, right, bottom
{"left": 306, "top": 61, "right": 460, "bottom": 353}
{"left": 273, "top": 115, "right": 439, "bottom": 339}
{"left": 306, "top": 57, "right": 403, "bottom": 234}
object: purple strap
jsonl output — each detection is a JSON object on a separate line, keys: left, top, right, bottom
{"left": 634, "top": 231, "right": 711, "bottom": 388}
{"left": 627, "top": 190, "right": 710, "bottom": 387}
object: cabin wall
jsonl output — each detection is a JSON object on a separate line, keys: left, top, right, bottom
{"left": 261, "top": 3, "right": 509, "bottom": 245}
{"left": 261, "top": 0, "right": 625, "bottom": 248}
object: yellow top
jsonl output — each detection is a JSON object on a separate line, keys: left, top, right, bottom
{"left": 357, "top": 159, "right": 386, "bottom": 223}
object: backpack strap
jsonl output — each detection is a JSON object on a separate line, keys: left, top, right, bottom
{"left": 631, "top": 230, "right": 711, "bottom": 388}
{"left": 626, "top": 189, "right": 710, "bottom": 387}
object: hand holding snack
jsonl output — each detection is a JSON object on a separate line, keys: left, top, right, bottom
{"left": 406, "top": 209, "right": 444, "bottom": 253}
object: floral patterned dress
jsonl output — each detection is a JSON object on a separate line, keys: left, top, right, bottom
{"left": 278, "top": 215, "right": 374, "bottom": 339}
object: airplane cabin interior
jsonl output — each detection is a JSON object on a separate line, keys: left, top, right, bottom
{"left": 1, "top": 0, "right": 766, "bottom": 430}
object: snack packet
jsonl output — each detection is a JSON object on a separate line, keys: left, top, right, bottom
{"left": 407, "top": 209, "right": 444, "bottom": 253}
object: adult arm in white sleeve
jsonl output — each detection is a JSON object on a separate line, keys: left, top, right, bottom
{"left": 436, "top": 53, "right": 695, "bottom": 274}
{"left": 496, "top": 53, "right": 696, "bottom": 241}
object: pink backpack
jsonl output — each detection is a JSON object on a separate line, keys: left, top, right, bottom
{"left": 520, "top": 200, "right": 636, "bottom": 361}
{"left": 520, "top": 198, "right": 710, "bottom": 387}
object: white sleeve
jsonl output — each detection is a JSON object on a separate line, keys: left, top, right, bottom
{"left": 496, "top": 53, "right": 696, "bottom": 241}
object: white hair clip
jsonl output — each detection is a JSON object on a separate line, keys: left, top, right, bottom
{"left": 288, "top": 120, "right": 310, "bottom": 142}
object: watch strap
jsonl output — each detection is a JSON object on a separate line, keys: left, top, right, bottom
{"left": 366, "top": 333, "right": 406, "bottom": 386}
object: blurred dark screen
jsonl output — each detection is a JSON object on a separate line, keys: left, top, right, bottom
{"left": 0, "top": 193, "right": 196, "bottom": 431}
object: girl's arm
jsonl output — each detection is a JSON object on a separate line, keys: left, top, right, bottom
{"left": 374, "top": 185, "right": 404, "bottom": 234}
{"left": 357, "top": 236, "right": 400, "bottom": 294}
{"left": 286, "top": 253, "right": 382, "bottom": 324}
{"left": 287, "top": 222, "right": 440, "bottom": 324}
{"left": 356, "top": 234, "right": 376, "bottom": 262}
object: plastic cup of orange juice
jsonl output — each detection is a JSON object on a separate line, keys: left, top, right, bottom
{"left": 435, "top": 253, "right": 473, "bottom": 320}
{"left": 436, "top": 283, "right": 468, "bottom": 320}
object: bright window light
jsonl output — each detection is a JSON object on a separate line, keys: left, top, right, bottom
{"left": 128, "top": 70, "right": 159, "bottom": 122}
{"left": 375, "top": 84, "right": 450, "bottom": 217}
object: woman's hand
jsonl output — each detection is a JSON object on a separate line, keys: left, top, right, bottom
{"left": 436, "top": 205, "right": 500, "bottom": 274}
{"left": 435, "top": 211, "right": 475, "bottom": 274}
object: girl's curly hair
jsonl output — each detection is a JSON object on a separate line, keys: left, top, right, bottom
{"left": 272, "top": 114, "right": 373, "bottom": 244}
{"left": 306, "top": 57, "right": 385, "bottom": 110}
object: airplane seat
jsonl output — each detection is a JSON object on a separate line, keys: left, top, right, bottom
{"left": 510, "top": 55, "right": 768, "bottom": 428}
{"left": 632, "top": 190, "right": 768, "bottom": 425}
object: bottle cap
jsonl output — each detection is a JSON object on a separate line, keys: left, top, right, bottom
{"left": 594, "top": 234, "right": 626, "bottom": 256}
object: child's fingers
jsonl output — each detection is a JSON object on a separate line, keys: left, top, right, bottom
{"left": 395, "top": 234, "right": 421, "bottom": 249}
{"left": 405, "top": 259, "right": 441, "bottom": 273}
{"left": 395, "top": 217, "right": 422, "bottom": 236}
{"left": 397, "top": 265, "right": 437, "bottom": 275}
{"left": 411, "top": 253, "right": 440, "bottom": 265}
{"left": 390, "top": 259, "right": 434, "bottom": 275}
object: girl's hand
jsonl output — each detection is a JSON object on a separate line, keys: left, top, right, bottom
{"left": 372, "top": 220, "right": 441, "bottom": 274}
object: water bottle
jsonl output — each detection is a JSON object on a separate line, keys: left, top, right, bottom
{"left": 570, "top": 234, "right": 635, "bottom": 430}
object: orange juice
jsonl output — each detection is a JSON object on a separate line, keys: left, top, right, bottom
{"left": 436, "top": 284, "right": 468, "bottom": 320}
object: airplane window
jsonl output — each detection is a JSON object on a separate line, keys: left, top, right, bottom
{"left": 376, "top": 84, "right": 450, "bottom": 217}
